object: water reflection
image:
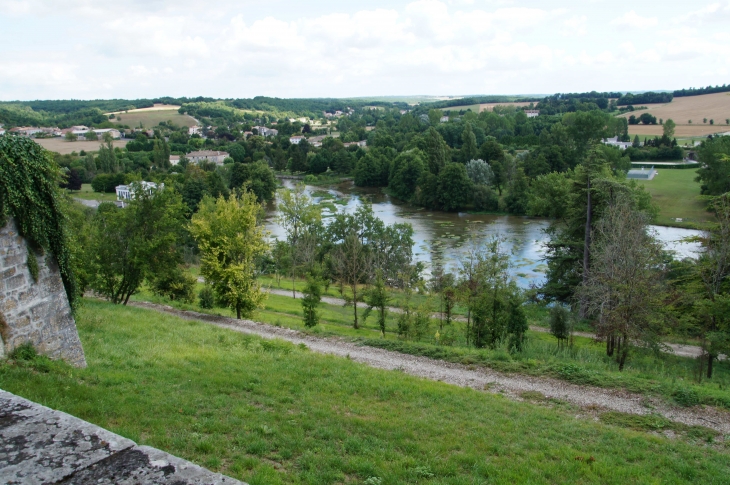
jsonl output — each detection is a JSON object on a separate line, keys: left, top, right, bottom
{"left": 265, "top": 180, "right": 705, "bottom": 288}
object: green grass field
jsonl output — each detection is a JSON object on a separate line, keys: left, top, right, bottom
{"left": 637, "top": 169, "right": 713, "bottom": 228}
{"left": 1, "top": 300, "right": 727, "bottom": 484}
{"left": 112, "top": 109, "right": 197, "bottom": 129}
{"left": 67, "top": 183, "right": 118, "bottom": 202}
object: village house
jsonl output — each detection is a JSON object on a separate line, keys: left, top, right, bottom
{"left": 188, "top": 126, "right": 202, "bottom": 136}
{"left": 9, "top": 127, "right": 43, "bottom": 137}
{"left": 440, "top": 116, "right": 449, "bottom": 123}
{"left": 525, "top": 110, "right": 540, "bottom": 118}
{"left": 603, "top": 136, "right": 632, "bottom": 150}
{"left": 170, "top": 155, "right": 180, "bottom": 165}
{"left": 253, "top": 126, "right": 278, "bottom": 137}
{"left": 186, "top": 150, "right": 229, "bottom": 165}
{"left": 289, "top": 136, "right": 305, "bottom": 145}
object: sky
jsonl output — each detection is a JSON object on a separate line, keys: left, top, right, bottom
{"left": 1, "top": 0, "right": 729, "bottom": 101}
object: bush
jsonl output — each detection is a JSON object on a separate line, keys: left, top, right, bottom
{"left": 472, "top": 184, "right": 500, "bottom": 211}
{"left": 91, "top": 173, "right": 126, "bottom": 193}
{"left": 10, "top": 342, "right": 37, "bottom": 361}
{"left": 673, "top": 387, "right": 700, "bottom": 407}
{"left": 149, "top": 267, "right": 196, "bottom": 303}
{"left": 199, "top": 286, "right": 215, "bottom": 309}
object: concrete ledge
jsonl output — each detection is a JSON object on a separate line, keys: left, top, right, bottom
{"left": 0, "top": 389, "right": 245, "bottom": 485}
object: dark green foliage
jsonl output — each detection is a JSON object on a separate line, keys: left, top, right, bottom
{"left": 199, "top": 286, "right": 215, "bottom": 309}
{"left": 437, "top": 163, "right": 471, "bottom": 211}
{"left": 91, "top": 173, "right": 126, "bottom": 193}
{"left": 354, "top": 148, "right": 392, "bottom": 187}
{"left": 389, "top": 150, "right": 426, "bottom": 201}
{"left": 364, "top": 270, "right": 390, "bottom": 336}
{"left": 695, "top": 136, "right": 730, "bottom": 195}
{"left": 10, "top": 341, "right": 37, "bottom": 361}
{"left": 0, "top": 135, "right": 79, "bottom": 309}
{"left": 301, "top": 269, "right": 324, "bottom": 328}
{"left": 26, "top": 250, "right": 39, "bottom": 282}
{"left": 617, "top": 92, "right": 673, "bottom": 105}
{"left": 149, "top": 266, "right": 196, "bottom": 303}
{"left": 229, "top": 161, "right": 277, "bottom": 202}
{"left": 549, "top": 306, "right": 572, "bottom": 346}
{"left": 504, "top": 168, "right": 529, "bottom": 215}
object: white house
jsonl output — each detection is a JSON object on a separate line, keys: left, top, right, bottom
{"left": 186, "top": 150, "right": 229, "bottom": 165}
{"left": 115, "top": 181, "right": 163, "bottom": 201}
{"left": 9, "top": 127, "right": 43, "bottom": 137}
{"left": 188, "top": 126, "right": 202, "bottom": 136}
{"left": 0, "top": 128, "right": 5, "bottom": 136}
{"left": 170, "top": 155, "right": 180, "bottom": 166}
{"left": 253, "top": 126, "right": 278, "bottom": 137}
{"left": 525, "top": 110, "right": 540, "bottom": 118}
{"left": 289, "top": 136, "right": 305, "bottom": 145}
{"left": 603, "top": 137, "right": 632, "bottom": 150}
{"left": 93, "top": 128, "right": 121, "bottom": 139}
{"left": 440, "top": 116, "right": 449, "bottom": 123}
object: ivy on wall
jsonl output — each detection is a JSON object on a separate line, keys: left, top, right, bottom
{"left": 0, "top": 135, "right": 79, "bottom": 310}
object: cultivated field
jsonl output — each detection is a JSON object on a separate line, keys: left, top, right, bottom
{"left": 110, "top": 108, "right": 197, "bottom": 129}
{"left": 618, "top": 92, "right": 730, "bottom": 137}
{"left": 34, "top": 138, "right": 130, "bottom": 154}
{"left": 106, "top": 103, "right": 181, "bottom": 114}
{"left": 444, "top": 101, "right": 534, "bottom": 113}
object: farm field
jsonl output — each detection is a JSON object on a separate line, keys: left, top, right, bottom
{"left": 1, "top": 299, "right": 727, "bottom": 484}
{"left": 444, "top": 101, "right": 533, "bottom": 113}
{"left": 34, "top": 137, "right": 129, "bottom": 154}
{"left": 106, "top": 103, "right": 181, "bottom": 114}
{"left": 618, "top": 92, "right": 730, "bottom": 137}
{"left": 636, "top": 169, "right": 713, "bottom": 228}
{"left": 110, "top": 108, "right": 197, "bottom": 129}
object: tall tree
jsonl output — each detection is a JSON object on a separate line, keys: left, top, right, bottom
{"left": 424, "top": 127, "right": 448, "bottom": 174}
{"left": 461, "top": 123, "right": 478, "bottom": 162}
{"left": 190, "top": 192, "right": 269, "bottom": 319}
{"left": 577, "top": 197, "right": 666, "bottom": 370}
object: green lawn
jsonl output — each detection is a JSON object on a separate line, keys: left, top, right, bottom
{"left": 637, "top": 169, "right": 713, "bottom": 228}
{"left": 1, "top": 300, "right": 727, "bottom": 484}
{"left": 67, "top": 183, "right": 117, "bottom": 202}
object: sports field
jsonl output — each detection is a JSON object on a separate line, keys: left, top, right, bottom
{"left": 636, "top": 169, "right": 713, "bottom": 227}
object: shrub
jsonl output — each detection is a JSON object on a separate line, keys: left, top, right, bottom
{"left": 149, "top": 267, "right": 196, "bottom": 303}
{"left": 472, "top": 184, "right": 500, "bottom": 211}
{"left": 10, "top": 342, "right": 37, "bottom": 361}
{"left": 199, "top": 286, "right": 215, "bottom": 309}
{"left": 673, "top": 387, "right": 700, "bottom": 407}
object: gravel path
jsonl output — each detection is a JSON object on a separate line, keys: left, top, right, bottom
{"left": 266, "top": 288, "right": 708, "bottom": 359}
{"left": 130, "top": 300, "right": 730, "bottom": 435}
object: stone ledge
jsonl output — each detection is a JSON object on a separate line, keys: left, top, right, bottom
{"left": 0, "top": 389, "right": 246, "bottom": 485}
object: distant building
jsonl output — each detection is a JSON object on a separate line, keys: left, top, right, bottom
{"left": 440, "top": 116, "right": 449, "bottom": 123}
{"left": 9, "top": 127, "right": 43, "bottom": 137}
{"left": 170, "top": 155, "right": 180, "bottom": 166}
{"left": 0, "top": 128, "right": 5, "bottom": 136}
{"left": 93, "top": 128, "right": 121, "bottom": 139}
{"left": 626, "top": 167, "right": 657, "bottom": 180}
{"left": 603, "top": 136, "right": 632, "bottom": 150}
{"left": 115, "top": 181, "right": 163, "bottom": 201}
{"left": 186, "top": 150, "right": 229, "bottom": 165}
{"left": 524, "top": 110, "right": 540, "bottom": 118}
{"left": 253, "top": 126, "right": 278, "bottom": 137}
{"left": 188, "top": 126, "right": 202, "bottom": 136}
{"left": 289, "top": 136, "right": 305, "bottom": 145}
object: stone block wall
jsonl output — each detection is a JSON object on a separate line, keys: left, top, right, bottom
{"left": 0, "top": 217, "right": 86, "bottom": 367}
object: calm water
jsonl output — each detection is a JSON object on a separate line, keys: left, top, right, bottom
{"left": 266, "top": 180, "right": 705, "bottom": 288}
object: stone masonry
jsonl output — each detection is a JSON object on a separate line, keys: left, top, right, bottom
{"left": 0, "top": 217, "right": 86, "bottom": 367}
{"left": 0, "top": 389, "right": 246, "bottom": 484}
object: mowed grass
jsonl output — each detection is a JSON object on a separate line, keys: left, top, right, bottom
{"left": 112, "top": 109, "right": 197, "bottom": 129}
{"left": 637, "top": 169, "right": 714, "bottom": 227}
{"left": 67, "top": 183, "right": 118, "bottom": 202}
{"left": 1, "top": 300, "right": 728, "bottom": 484}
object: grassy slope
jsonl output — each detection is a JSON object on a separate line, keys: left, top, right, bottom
{"left": 1, "top": 300, "right": 727, "bottom": 484}
{"left": 637, "top": 169, "right": 713, "bottom": 227}
{"left": 134, "top": 285, "right": 730, "bottom": 410}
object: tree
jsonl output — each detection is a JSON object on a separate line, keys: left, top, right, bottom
{"left": 65, "top": 131, "right": 77, "bottom": 141}
{"left": 461, "top": 123, "right": 478, "bottom": 162}
{"left": 364, "top": 269, "right": 390, "bottom": 336}
{"left": 424, "top": 127, "right": 448, "bottom": 174}
{"left": 64, "top": 168, "right": 82, "bottom": 191}
{"left": 695, "top": 137, "right": 730, "bottom": 195}
{"left": 663, "top": 119, "right": 676, "bottom": 139}
{"left": 504, "top": 168, "right": 529, "bottom": 215}
{"left": 230, "top": 161, "right": 277, "bottom": 202}
{"left": 465, "top": 159, "right": 493, "bottom": 186}
{"left": 84, "top": 130, "right": 98, "bottom": 141}
{"left": 301, "top": 266, "right": 324, "bottom": 328}
{"left": 277, "top": 184, "right": 322, "bottom": 247}
{"left": 438, "top": 163, "right": 471, "bottom": 211}
{"left": 332, "top": 232, "right": 370, "bottom": 329}
{"left": 88, "top": 186, "right": 185, "bottom": 305}
{"left": 577, "top": 197, "right": 666, "bottom": 370}
{"left": 152, "top": 138, "right": 171, "bottom": 169}
{"left": 549, "top": 306, "right": 573, "bottom": 348}
{"left": 389, "top": 149, "right": 426, "bottom": 201}
{"left": 190, "top": 192, "right": 269, "bottom": 319}
{"left": 97, "top": 138, "right": 117, "bottom": 173}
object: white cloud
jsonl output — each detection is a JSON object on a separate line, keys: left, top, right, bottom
{"left": 562, "top": 15, "right": 587, "bottom": 36}
{"left": 610, "top": 10, "right": 658, "bottom": 30}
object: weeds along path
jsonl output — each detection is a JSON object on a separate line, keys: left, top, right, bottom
{"left": 266, "top": 288, "right": 706, "bottom": 359}
{"left": 130, "top": 301, "right": 730, "bottom": 434}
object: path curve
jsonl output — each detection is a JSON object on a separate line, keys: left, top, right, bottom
{"left": 130, "top": 301, "right": 730, "bottom": 435}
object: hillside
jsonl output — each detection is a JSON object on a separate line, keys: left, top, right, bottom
{"left": 108, "top": 104, "right": 198, "bottom": 129}
{"left": 617, "top": 92, "right": 730, "bottom": 137}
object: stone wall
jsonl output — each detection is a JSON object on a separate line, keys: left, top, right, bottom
{"left": 0, "top": 217, "right": 86, "bottom": 367}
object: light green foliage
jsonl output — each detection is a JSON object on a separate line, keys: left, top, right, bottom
{"left": 364, "top": 270, "right": 390, "bottom": 336}
{"left": 0, "top": 135, "right": 79, "bottom": 309}
{"left": 190, "top": 192, "right": 269, "bottom": 319}
{"left": 84, "top": 130, "right": 98, "bottom": 141}
{"left": 696, "top": 137, "right": 730, "bottom": 195}
{"left": 465, "top": 159, "right": 493, "bottom": 186}
{"left": 198, "top": 286, "right": 215, "bottom": 309}
{"left": 276, "top": 184, "right": 321, "bottom": 246}
{"left": 549, "top": 305, "right": 573, "bottom": 347}
{"left": 96, "top": 139, "right": 118, "bottom": 173}
{"left": 663, "top": 119, "right": 676, "bottom": 139}
{"left": 527, "top": 171, "right": 572, "bottom": 218}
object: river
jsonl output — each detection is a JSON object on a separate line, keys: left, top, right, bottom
{"left": 265, "top": 180, "right": 704, "bottom": 288}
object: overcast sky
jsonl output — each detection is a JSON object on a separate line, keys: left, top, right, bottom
{"left": 1, "top": 0, "right": 729, "bottom": 101}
